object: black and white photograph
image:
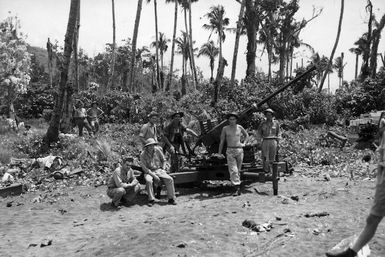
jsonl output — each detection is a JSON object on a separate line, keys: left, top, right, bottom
{"left": 0, "top": 0, "right": 385, "bottom": 256}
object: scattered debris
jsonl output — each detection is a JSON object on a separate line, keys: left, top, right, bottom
{"left": 290, "top": 195, "right": 299, "bottom": 201}
{"left": 242, "top": 201, "right": 251, "bottom": 208}
{"left": 304, "top": 211, "right": 330, "bottom": 218}
{"left": 0, "top": 183, "right": 27, "bottom": 198}
{"left": 242, "top": 219, "right": 273, "bottom": 232}
{"left": 6, "top": 201, "right": 13, "bottom": 207}
{"left": 40, "top": 239, "right": 53, "bottom": 247}
{"left": 176, "top": 242, "right": 187, "bottom": 248}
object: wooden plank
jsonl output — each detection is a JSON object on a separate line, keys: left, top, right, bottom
{"left": 170, "top": 171, "right": 200, "bottom": 184}
{"left": 0, "top": 183, "right": 26, "bottom": 198}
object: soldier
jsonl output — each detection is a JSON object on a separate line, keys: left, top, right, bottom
{"left": 325, "top": 112, "right": 385, "bottom": 257}
{"left": 217, "top": 112, "right": 249, "bottom": 196}
{"left": 139, "top": 111, "right": 161, "bottom": 145}
{"left": 73, "top": 101, "right": 93, "bottom": 137}
{"left": 87, "top": 102, "right": 104, "bottom": 134}
{"left": 257, "top": 108, "right": 280, "bottom": 174}
{"left": 140, "top": 138, "right": 177, "bottom": 206}
{"left": 106, "top": 157, "right": 141, "bottom": 209}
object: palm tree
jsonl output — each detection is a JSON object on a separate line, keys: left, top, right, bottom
{"left": 360, "top": 0, "right": 373, "bottom": 81}
{"left": 147, "top": 0, "right": 161, "bottom": 90}
{"left": 129, "top": 0, "right": 143, "bottom": 92}
{"left": 349, "top": 45, "right": 363, "bottom": 79}
{"left": 44, "top": 0, "right": 80, "bottom": 145}
{"left": 230, "top": 0, "right": 246, "bottom": 86}
{"left": 333, "top": 54, "right": 346, "bottom": 88}
{"left": 244, "top": 0, "right": 258, "bottom": 78}
{"left": 175, "top": 31, "right": 190, "bottom": 95}
{"left": 369, "top": 14, "right": 385, "bottom": 77}
{"left": 319, "top": 0, "right": 344, "bottom": 93}
{"left": 198, "top": 40, "right": 219, "bottom": 82}
{"left": 180, "top": 0, "right": 198, "bottom": 91}
{"left": 203, "top": 5, "right": 230, "bottom": 73}
{"left": 109, "top": 0, "right": 116, "bottom": 89}
{"left": 165, "top": 0, "right": 179, "bottom": 92}
{"left": 151, "top": 32, "right": 170, "bottom": 87}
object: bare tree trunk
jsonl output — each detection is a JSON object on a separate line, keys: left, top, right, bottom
{"left": 61, "top": 3, "right": 80, "bottom": 134}
{"left": 166, "top": 0, "right": 178, "bottom": 92}
{"left": 154, "top": 0, "right": 160, "bottom": 91}
{"left": 44, "top": 0, "right": 80, "bottom": 146}
{"left": 188, "top": 0, "right": 198, "bottom": 89}
{"left": 360, "top": 0, "right": 373, "bottom": 81}
{"left": 46, "top": 38, "right": 54, "bottom": 87}
{"left": 319, "top": 0, "right": 344, "bottom": 93}
{"left": 129, "top": 0, "right": 143, "bottom": 92}
{"left": 369, "top": 14, "right": 385, "bottom": 78}
{"left": 184, "top": 7, "right": 195, "bottom": 91}
{"left": 109, "top": 0, "right": 117, "bottom": 90}
{"left": 354, "top": 52, "right": 359, "bottom": 79}
{"left": 245, "top": 0, "right": 257, "bottom": 78}
{"left": 230, "top": 0, "right": 245, "bottom": 86}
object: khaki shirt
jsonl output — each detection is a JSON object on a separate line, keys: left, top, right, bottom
{"left": 107, "top": 166, "right": 135, "bottom": 188}
{"left": 257, "top": 120, "right": 280, "bottom": 139}
{"left": 140, "top": 147, "right": 165, "bottom": 173}
{"left": 139, "top": 122, "right": 159, "bottom": 143}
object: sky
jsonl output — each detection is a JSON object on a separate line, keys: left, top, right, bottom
{"left": 1, "top": 0, "right": 385, "bottom": 93}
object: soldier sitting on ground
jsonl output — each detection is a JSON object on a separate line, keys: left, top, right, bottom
{"left": 106, "top": 157, "right": 141, "bottom": 209}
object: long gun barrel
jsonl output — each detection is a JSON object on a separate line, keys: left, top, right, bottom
{"left": 195, "top": 65, "right": 317, "bottom": 153}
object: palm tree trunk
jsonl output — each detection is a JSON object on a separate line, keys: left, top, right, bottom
{"left": 166, "top": 0, "right": 178, "bottom": 92}
{"left": 318, "top": 0, "right": 344, "bottom": 93}
{"left": 153, "top": 0, "right": 160, "bottom": 91}
{"left": 354, "top": 52, "right": 358, "bottom": 79}
{"left": 184, "top": 7, "right": 194, "bottom": 90}
{"left": 360, "top": 0, "right": 373, "bottom": 81}
{"left": 109, "top": 0, "right": 117, "bottom": 90}
{"left": 188, "top": 0, "right": 198, "bottom": 90}
{"left": 230, "top": 0, "right": 245, "bottom": 86}
{"left": 129, "top": 0, "right": 143, "bottom": 92}
{"left": 245, "top": 0, "right": 257, "bottom": 78}
{"left": 369, "top": 15, "right": 385, "bottom": 78}
{"left": 210, "top": 58, "right": 214, "bottom": 82}
{"left": 44, "top": 0, "right": 80, "bottom": 145}
{"left": 61, "top": 3, "right": 80, "bottom": 133}
{"left": 46, "top": 38, "right": 54, "bottom": 87}
{"left": 181, "top": 57, "right": 186, "bottom": 95}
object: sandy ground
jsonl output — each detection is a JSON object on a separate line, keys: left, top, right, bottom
{"left": 1, "top": 174, "right": 385, "bottom": 257}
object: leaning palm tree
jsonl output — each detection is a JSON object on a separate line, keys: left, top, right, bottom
{"left": 319, "top": 0, "right": 344, "bottom": 93}
{"left": 203, "top": 5, "right": 230, "bottom": 72}
{"left": 129, "top": 0, "right": 143, "bottom": 92}
{"left": 197, "top": 40, "right": 219, "bottom": 82}
{"left": 151, "top": 32, "right": 170, "bottom": 88}
{"left": 333, "top": 55, "right": 346, "bottom": 88}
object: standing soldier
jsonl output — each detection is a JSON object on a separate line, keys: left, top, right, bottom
{"left": 217, "top": 113, "right": 249, "bottom": 196}
{"left": 257, "top": 108, "right": 280, "bottom": 174}
{"left": 139, "top": 111, "right": 161, "bottom": 145}
{"left": 73, "top": 101, "right": 93, "bottom": 137}
{"left": 87, "top": 102, "right": 104, "bottom": 134}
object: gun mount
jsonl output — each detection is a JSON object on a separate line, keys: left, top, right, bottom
{"left": 169, "top": 65, "right": 316, "bottom": 195}
{"left": 194, "top": 65, "right": 317, "bottom": 154}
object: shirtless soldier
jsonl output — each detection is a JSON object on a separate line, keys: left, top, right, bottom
{"left": 218, "top": 113, "right": 249, "bottom": 196}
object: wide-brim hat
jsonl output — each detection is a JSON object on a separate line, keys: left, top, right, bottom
{"left": 148, "top": 111, "right": 159, "bottom": 118}
{"left": 144, "top": 138, "right": 158, "bottom": 147}
{"left": 226, "top": 112, "right": 239, "bottom": 119}
{"left": 171, "top": 111, "right": 184, "bottom": 119}
{"left": 263, "top": 108, "right": 274, "bottom": 114}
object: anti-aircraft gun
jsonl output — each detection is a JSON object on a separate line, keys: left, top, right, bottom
{"left": 170, "top": 65, "right": 317, "bottom": 195}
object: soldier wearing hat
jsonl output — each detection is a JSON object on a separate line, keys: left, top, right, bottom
{"left": 87, "top": 102, "right": 104, "bottom": 134}
{"left": 218, "top": 112, "right": 249, "bottom": 196}
{"left": 140, "top": 138, "right": 177, "bottom": 206}
{"left": 73, "top": 100, "right": 93, "bottom": 137}
{"left": 139, "top": 111, "right": 162, "bottom": 146}
{"left": 163, "top": 111, "right": 198, "bottom": 165}
{"left": 257, "top": 108, "right": 280, "bottom": 175}
{"left": 106, "top": 156, "right": 141, "bottom": 208}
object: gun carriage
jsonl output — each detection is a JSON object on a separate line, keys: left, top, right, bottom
{"left": 166, "top": 66, "right": 317, "bottom": 195}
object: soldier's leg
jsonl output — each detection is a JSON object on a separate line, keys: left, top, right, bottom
{"left": 107, "top": 187, "right": 125, "bottom": 206}
{"left": 144, "top": 174, "right": 156, "bottom": 201}
{"left": 156, "top": 170, "right": 175, "bottom": 200}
